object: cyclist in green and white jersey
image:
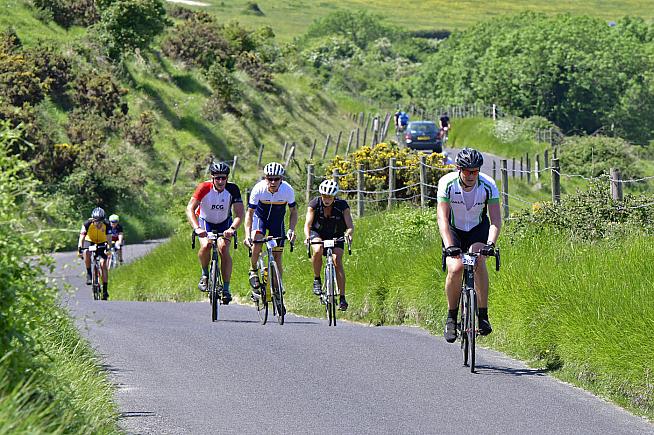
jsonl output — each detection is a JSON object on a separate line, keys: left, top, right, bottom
{"left": 437, "top": 148, "right": 502, "bottom": 343}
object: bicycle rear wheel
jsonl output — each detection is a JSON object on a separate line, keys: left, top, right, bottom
{"left": 270, "top": 262, "right": 284, "bottom": 325}
{"left": 91, "top": 259, "right": 101, "bottom": 300}
{"left": 326, "top": 264, "right": 336, "bottom": 326}
{"left": 468, "top": 289, "right": 477, "bottom": 373}
{"left": 255, "top": 268, "right": 268, "bottom": 325}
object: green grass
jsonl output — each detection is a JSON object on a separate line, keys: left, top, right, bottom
{"left": 188, "top": 0, "right": 654, "bottom": 41}
{"left": 112, "top": 206, "right": 654, "bottom": 420}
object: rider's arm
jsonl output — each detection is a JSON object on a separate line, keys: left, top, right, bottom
{"left": 343, "top": 208, "right": 354, "bottom": 239}
{"left": 487, "top": 202, "right": 502, "bottom": 245}
{"left": 437, "top": 201, "right": 455, "bottom": 247}
{"left": 288, "top": 205, "right": 298, "bottom": 233}
{"left": 304, "top": 206, "right": 315, "bottom": 241}
{"left": 244, "top": 207, "right": 254, "bottom": 240}
{"left": 186, "top": 197, "right": 201, "bottom": 230}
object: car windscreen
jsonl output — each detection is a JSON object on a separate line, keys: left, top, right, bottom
{"left": 409, "top": 124, "right": 437, "bottom": 134}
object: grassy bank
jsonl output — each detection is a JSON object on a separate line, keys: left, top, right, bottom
{"left": 112, "top": 206, "right": 653, "bottom": 420}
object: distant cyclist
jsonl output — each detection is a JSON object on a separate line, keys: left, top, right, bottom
{"left": 439, "top": 112, "right": 450, "bottom": 140}
{"left": 77, "top": 207, "right": 110, "bottom": 300}
{"left": 304, "top": 179, "right": 354, "bottom": 311}
{"left": 397, "top": 111, "right": 409, "bottom": 132}
{"left": 108, "top": 214, "right": 125, "bottom": 264}
{"left": 244, "top": 162, "right": 298, "bottom": 298}
{"left": 437, "top": 148, "right": 501, "bottom": 343}
{"left": 186, "top": 161, "right": 244, "bottom": 304}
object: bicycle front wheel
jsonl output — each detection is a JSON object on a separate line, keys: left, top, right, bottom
{"left": 270, "top": 261, "right": 284, "bottom": 325}
{"left": 459, "top": 291, "right": 468, "bottom": 366}
{"left": 209, "top": 256, "right": 221, "bottom": 322}
{"left": 91, "top": 260, "right": 101, "bottom": 300}
{"left": 256, "top": 268, "right": 268, "bottom": 325}
{"left": 326, "top": 263, "right": 337, "bottom": 326}
{"left": 468, "top": 289, "right": 477, "bottom": 373}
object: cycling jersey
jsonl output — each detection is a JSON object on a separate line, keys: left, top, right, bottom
{"left": 108, "top": 223, "right": 124, "bottom": 242}
{"left": 440, "top": 115, "right": 450, "bottom": 128}
{"left": 308, "top": 197, "right": 349, "bottom": 238}
{"left": 248, "top": 179, "right": 296, "bottom": 221}
{"left": 81, "top": 219, "right": 110, "bottom": 244}
{"left": 193, "top": 181, "right": 242, "bottom": 224}
{"left": 437, "top": 171, "right": 499, "bottom": 232}
{"left": 399, "top": 113, "right": 409, "bottom": 125}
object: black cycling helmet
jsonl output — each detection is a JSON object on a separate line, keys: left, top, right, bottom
{"left": 455, "top": 148, "right": 484, "bottom": 169}
{"left": 91, "top": 207, "right": 105, "bottom": 221}
{"left": 209, "top": 161, "right": 230, "bottom": 176}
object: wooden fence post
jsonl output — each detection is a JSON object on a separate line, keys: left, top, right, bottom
{"left": 171, "top": 159, "right": 182, "bottom": 186}
{"left": 306, "top": 164, "right": 314, "bottom": 204}
{"left": 282, "top": 141, "right": 288, "bottom": 160}
{"left": 535, "top": 154, "right": 540, "bottom": 181}
{"left": 526, "top": 154, "right": 531, "bottom": 183}
{"left": 610, "top": 168, "right": 623, "bottom": 201}
{"left": 362, "top": 125, "right": 368, "bottom": 148}
{"left": 501, "top": 159, "right": 509, "bottom": 219}
{"left": 419, "top": 155, "right": 427, "bottom": 208}
{"left": 321, "top": 134, "right": 331, "bottom": 159}
{"left": 520, "top": 156, "right": 524, "bottom": 180}
{"left": 356, "top": 127, "right": 360, "bottom": 149}
{"left": 284, "top": 144, "right": 295, "bottom": 168}
{"left": 388, "top": 157, "right": 396, "bottom": 210}
{"left": 551, "top": 157, "right": 561, "bottom": 204}
{"left": 512, "top": 158, "right": 516, "bottom": 178}
{"left": 357, "top": 164, "right": 364, "bottom": 217}
{"left": 309, "top": 138, "right": 317, "bottom": 160}
{"left": 345, "top": 130, "right": 354, "bottom": 155}
{"left": 257, "top": 144, "right": 264, "bottom": 167}
{"left": 333, "top": 131, "right": 342, "bottom": 156}
{"left": 492, "top": 160, "right": 496, "bottom": 181}
{"left": 544, "top": 149, "right": 549, "bottom": 169}
{"left": 231, "top": 155, "right": 238, "bottom": 176}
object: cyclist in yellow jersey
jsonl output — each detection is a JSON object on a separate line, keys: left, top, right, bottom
{"left": 77, "top": 207, "right": 111, "bottom": 300}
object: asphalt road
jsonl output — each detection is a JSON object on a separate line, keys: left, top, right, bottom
{"left": 54, "top": 242, "right": 653, "bottom": 435}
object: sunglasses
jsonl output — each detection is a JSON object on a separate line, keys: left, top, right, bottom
{"left": 266, "top": 177, "right": 281, "bottom": 182}
{"left": 461, "top": 169, "right": 480, "bottom": 176}
{"left": 212, "top": 175, "right": 227, "bottom": 180}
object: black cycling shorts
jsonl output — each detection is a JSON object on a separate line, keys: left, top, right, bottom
{"left": 309, "top": 230, "right": 344, "bottom": 256}
{"left": 447, "top": 218, "right": 490, "bottom": 253}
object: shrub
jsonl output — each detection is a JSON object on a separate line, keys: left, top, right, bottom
{"left": 559, "top": 135, "right": 643, "bottom": 180}
{"left": 66, "top": 109, "right": 112, "bottom": 147}
{"left": 69, "top": 69, "right": 126, "bottom": 117}
{"left": 29, "top": 44, "right": 73, "bottom": 101}
{"left": 203, "top": 63, "right": 240, "bottom": 117}
{"left": 326, "top": 142, "right": 451, "bottom": 201}
{"left": 123, "top": 111, "right": 155, "bottom": 151}
{"left": 0, "top": 49, "right": 45, "bottom": 107}
{"left": 162, "top": 16, "right": 232, "bottom": 70}
{"left": 32, "top": 0, "right": 99, "bottom": 28}
{"left": 236, "top": 51, "right": 275, "bottom": 92}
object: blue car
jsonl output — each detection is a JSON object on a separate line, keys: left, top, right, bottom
{"left": 404, "top": 121, "right": 443, "bottom": 153}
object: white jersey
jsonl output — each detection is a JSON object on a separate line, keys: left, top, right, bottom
{"left": 248, "top": 179, "right": 296, "bottom": 222}
{"left": 437, "top": 171, "right": 500, "bottom": 231}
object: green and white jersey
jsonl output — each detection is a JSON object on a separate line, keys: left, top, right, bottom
{"left": 437, "top": 171, "right": 500, "bottom": 231}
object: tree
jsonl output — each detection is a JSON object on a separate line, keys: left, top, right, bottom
{"left": 97, "top": 0, "right": 169, "bottom": 59}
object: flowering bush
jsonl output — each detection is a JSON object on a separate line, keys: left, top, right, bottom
{"left": 325, "top": 142, "right": 452, "bottom": 201}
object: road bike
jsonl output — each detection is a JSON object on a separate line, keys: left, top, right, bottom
{"left": 307, "top": 237, "right": 351, "bottom": 326}
{"left": 86, "top": 242, "right": 107, "bottom": 301}
{"left": 192, "top": 230, "right": 238, "bottom": 322}
{"left": 249, "top": 236, "right": 292, "bottom": 325}
{"left": 443, "top": 247, "right": 500, "bottom": 373}
{"left": 108, "top": 243, "right": 119, "bottom": 270}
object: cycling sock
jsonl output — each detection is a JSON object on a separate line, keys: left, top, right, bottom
{"left": 448, "top": 309, "right": 458, "bottom": 320}
{"left": 102, "top": 283, "right": 108, "bottom": 292}
{"left": 314, "top": 276, "right": 321, "bottom": 282}
{"left": 478, "top": 307, "right": 488, "bottom": 319}
{"left": 202, "top": 267, "right": 209, "bottom": 277}
{"left": 86, "top": 267, "right": 91, "bottom": 276}
{"left": 223, "top": 282, "right": 230, "bottom": 293}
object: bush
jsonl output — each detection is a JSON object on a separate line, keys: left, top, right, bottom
{"left": 162, "top": 15, "right": 232, "bottom": 70}
{"left": 203, "top": 63, "right": 240, "bottom": 117}
{"left": 326, "top": 142, "right": 451, "bottom": 201}
{"left": 236, "top": 51, "right": 275, "bottom": 92}
{"left": 69, "top": 69, "right": 126, "bottom": 117}
{"left": 123, "top": 111, "right": 155, "bottom": 151}
{"left": 559, "top": 135, "right": 643, "bottom": 180}
{"left": 510, "top": 179, "right": 654, "bottom": 240}
{"left": 32, "top": 0, "right": 99, "bottom": 28}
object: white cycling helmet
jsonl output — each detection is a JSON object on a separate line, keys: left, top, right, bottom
{"left": 319, "top": 179, "right": 339, "bottom": 196}
{"left": 263, "top": 162, "right": 285, "bottom": 177}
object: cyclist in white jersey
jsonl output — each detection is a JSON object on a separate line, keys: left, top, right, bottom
{"left": 437, "top": 148, "right": 502, "bottom": 342}
{"left": 244, "top": 162, "right": 298, "bottom": 297}
{"left": 186, "top": 161, "right": 244, "bottom": 304}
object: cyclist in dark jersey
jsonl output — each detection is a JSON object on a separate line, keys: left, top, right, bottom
{"left": 304, "top": 180, "right": 354, "bottom": 311}
{"left": 108, "top": 214, "right": 124, "bottom": 264}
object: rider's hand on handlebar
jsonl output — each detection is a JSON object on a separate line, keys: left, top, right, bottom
{"left": 194, "top": 227, "right": 207, "bottom": 237}
{"left": 480, "top": 242, "right": 495, "bottom": 256}
{"left": 77, "top": 246, "right": 83, "bottom": 258}
{"left": 286, "top": 229, "right": 296, "bottom": 243}
{"left": 444, "top": 246, "right": 462, "bottom": 257}
{"left": 244, "top": 237, "right": 253, "bottom": 249}
{"left": 223, "top": 227, "right": 236, "bottom": 240}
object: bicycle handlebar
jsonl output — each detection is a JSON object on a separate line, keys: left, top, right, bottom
{"left": 306, "top": 237, "right": 352, "bottom": 258}
{"left": 191, "top": 231, "right": 238, "bottom": 250}
{"left": 442, "top": 247, "right": 501, "bottom": 272}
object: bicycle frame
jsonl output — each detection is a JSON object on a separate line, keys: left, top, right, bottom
{"left": 442, "top": 247, "right": 500, "bottom": 373}
{"left": 307, "top": 237, "right": 351, "bottom": 326}
{"left": 87, "top": 243, "right": 106, "bottom": 301}
{"left": 191, "top": 230, "right": 237, "bottom": 322}
{"left": 249, "top": 236, "right": 291, "bottom": 325}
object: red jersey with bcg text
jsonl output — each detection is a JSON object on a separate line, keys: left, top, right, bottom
{"left": 192, "top": 181, "right": 242, "bottom": 224}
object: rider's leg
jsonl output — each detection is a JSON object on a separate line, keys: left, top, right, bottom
{"left": 218, "top": 238, "right": 232, "bottom": 284}
{"left": 333, "top": 249, "right": 345, "bottom": 297}
{"left": 445, "top": 257, "right": 464, "bottom": 312}
{"left": 100, "top": 256, "right": 109, "bottom": 299}
{"left": 272, "top": 249, "right": 283, "bottom": 280}
{"left": 310, "top": 238, "right": 323, "bottom": 278}
{"left": 470, "top": 242, "right": 489, "bottom": 309}
{"left": 198, "top": 237, "right": 211, "bottom": 276}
